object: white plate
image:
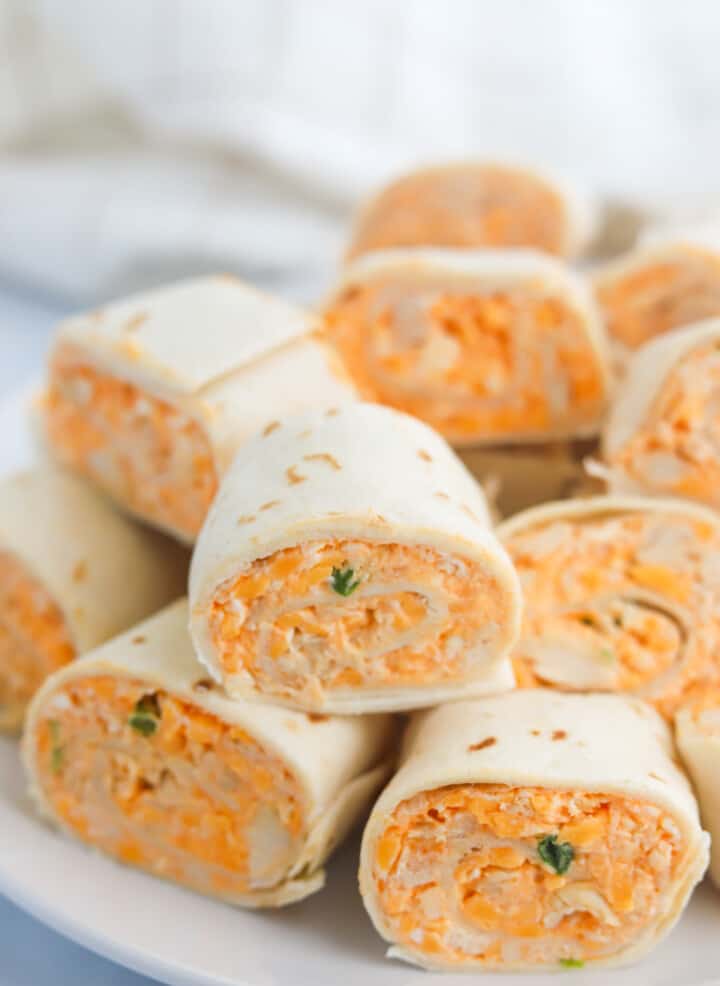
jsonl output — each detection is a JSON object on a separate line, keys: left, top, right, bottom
{"left": 0, "top": 384, "right": 719, "bottom": 986}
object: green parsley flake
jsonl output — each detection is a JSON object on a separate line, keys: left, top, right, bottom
{"left": 559, "top": 958, "right": 584, "bottom": 968}
{"left": 330, "top": 566, "right": 360, "bottom": 597}
{"left": 128, "top": 693, "right": 161, "bottom": 737}
{"left": 48, "top": 719, "right": 63, "bottom": 774}
{"left": 537, "top": 834, "right": 574, "bottom": 874}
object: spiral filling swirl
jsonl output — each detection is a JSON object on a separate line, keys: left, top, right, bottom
{"left": 504, "top": 509, "right": 720, "bottom": 717}
{"left": 207, "top": 538, "right": 510, "bottom": 705}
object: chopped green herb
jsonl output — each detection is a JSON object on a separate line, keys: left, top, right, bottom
{"left": 128, "top": 693, "right": 161, "bottom": 736}
{"left": 129, "top": 715, "right": 157, "bottom": 737}
{"left": 48, "top": 719, "right": 63, "bottom": 774}
{"left": 330, "top": 566, "right": 360, "bottom": 597}
{"left": 537, "top": 834, "right": 574, "bottom": 874}
{"left": 598, "top": 646, "right": 616, "bottom": 663}
{"left": 559, "top": 958, "right": 584, "bottom": 968}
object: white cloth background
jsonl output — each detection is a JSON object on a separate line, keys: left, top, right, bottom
{"left": 1, "top": 0, "right": 720, "bottom": 305}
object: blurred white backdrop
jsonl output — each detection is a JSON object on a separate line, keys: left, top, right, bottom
{"left": 1, "top": 0, "right": 720, "bottom": 306}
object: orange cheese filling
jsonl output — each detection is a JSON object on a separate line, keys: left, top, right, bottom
{"left": 323, "top": 284, "right": 605, "bottom": 444}
{"left": 347, "top": 166, "right": 568, "bottom": 260}
{"left": 504, "top": 511, "right": 720, "bottom": 718}
{"left": 44, "top": 344, "right": 218, "bottom": 540}
{"left": 34, "top": 675, "right": 306, "bottom": 898}
{"left": 596, "top": 248, "right": 720, "bottom": 350}
{"left": 607, "top": 341, "right": 720, "bottom": 509}
{"left": 0, "top": 551, "right": 74, "bottom": 730}
{"left": 207, "top": 539, "right": 508, "bottom": 703}
{"left": 373, "top": 783, "right": 685, "bottom": 968}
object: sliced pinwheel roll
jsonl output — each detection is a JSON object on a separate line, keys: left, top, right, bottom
{"left": 675, "top": 689, "right": 720, "bottom": 888}
{"left": 595, "top": 227, "right": 720, "bottom": 357}
{"left": 41, "top": 275, "right": 356, "bottom": 543}
{"left": 602, "top": 318, "right": 720, "bottom": 510}
{"left": 189, "top": 403, "right": 521, "bottom": 714}
{"left": 499, "top": 496, "right": 720, "bottom": 718}
{"left": 345, "top": 162, "right": 595, "bottom": 261}
{"left": 360, "top": 690, "right": 708, "bottom": 972}
{"left": 23, "top": 599, "right": 396, "bottom": 908}
{"left": 0, "top": 466, "right": 187, "bottom": 732}
{"left": 322, "top": 249, "right": 610, "bottom": 447}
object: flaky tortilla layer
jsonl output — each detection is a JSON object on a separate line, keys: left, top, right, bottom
{"left": 0, "top": 466, "right": 187, "bottom": 731}
{"left": 675, "top": 687, "right": 720, "bottom": 888}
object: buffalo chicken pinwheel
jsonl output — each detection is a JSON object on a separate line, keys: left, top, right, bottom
{"left": 360, "top": 690, "right": 708, "bottom": 972}
{"left": 0, "top": 466, "right": 186, "bottom": 731}
{"left": 499, "top": 496, "right": 720, "bottom": 718}
{"left": 345, "top": 162, "right": 595, "bottom": 261}
{"left": 189, "top": 403, "right": 521, "bottom": 714}
{"left": 23, "top": 600, "right": 396, "bottom": 908}
{"left": 322, "top": 249, "right": 610, "bottom": 447}
{"left": 595, "top": 228, "right": 720, "bottom": 357}
{"left": 41, "top": 275, "right": 355, "bottom": 542}
{"left": 602, "top": 318, "right": 720, "bottom": 511}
